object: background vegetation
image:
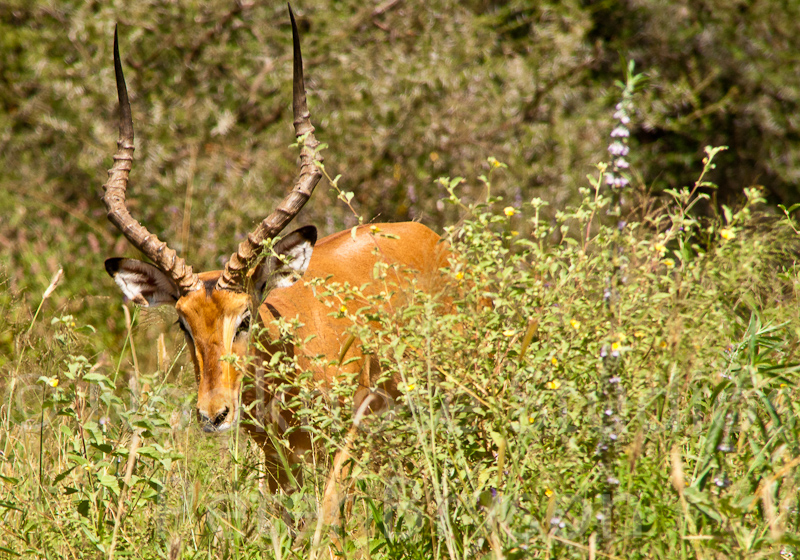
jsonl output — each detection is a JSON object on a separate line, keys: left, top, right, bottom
{"left": 1, "top": 0, "right": 799, "bottom": 558}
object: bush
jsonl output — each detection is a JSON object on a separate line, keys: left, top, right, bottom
{"left": 3, "top": 0, "right": 800, "bottom": 359}
{"left": 1, "top": 5, "right": 799, "bottom": 557}
{"left": 2, "top": 83, "right": 798, "bottom": 556}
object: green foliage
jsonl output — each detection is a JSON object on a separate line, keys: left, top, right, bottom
{"left": 312, "top": 145, "right": 799, "bottom": 558}
{"left": 1, "top": 2, "right": 799, "bottom": 558}
{"left": 5, "top": 141, "right": 798, "bottom": 557}
{"left": 2, "top": 0, "right": 800, "bottom": 368}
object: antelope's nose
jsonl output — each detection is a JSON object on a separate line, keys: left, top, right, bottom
{"left": 198, "top": 406, "right": 230, "bottom": 433}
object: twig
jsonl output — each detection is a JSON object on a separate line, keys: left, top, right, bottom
{"left": 549, "top": 534, "right": 623, "bottom": 560}
{"left": 180, "top": 143, "right": 199, "bottom": 260}
{"left": 310, "top": 394, "right": 375, "bottom": 559}
{"left": 122, "top": 305, "right": 140, "bottom": 387}
{"left": 372, "top": 0, "right": 403, "bottom": 18}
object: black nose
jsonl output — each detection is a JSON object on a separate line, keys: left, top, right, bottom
{"left": 213, "top": 407, "right": 230, "bottom": 426}
{"left": 198, "top": 406, "right": 229, "bottom": 432}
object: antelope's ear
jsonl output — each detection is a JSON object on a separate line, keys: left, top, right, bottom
{"left": 252, "top": 225, "right": 317, "bottom": 299}
{"left": 104, "top": 258, "right": 181, "bottom": 307}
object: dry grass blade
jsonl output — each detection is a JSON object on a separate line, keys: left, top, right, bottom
{"left": 107, "top": 429, "right": 143, "bottom": 560}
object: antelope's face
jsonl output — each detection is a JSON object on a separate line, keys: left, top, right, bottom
{"left": 176, "top": 285, "right": 251, "bottom": 432}
{"left": 102, "top": 11, "right": 321, "bottom": 434}
{"left": 105, "top": 226, "right": 316, "bottom": 433}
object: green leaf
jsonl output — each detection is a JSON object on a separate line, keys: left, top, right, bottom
{"left": 53, "top": 465, "right": 76, "bottom": 485}
{"left": 683, "top": 487, "right": 722, "bottom": 522}
{"left": 77, "top": 500, "right": 91, "bottom": 519}
{"left": 97, "top": 473, "right": 120, "bottom": 495}
{"left": 449, "top": 177, "right": 464, "bottom": 189}
{"left": 137, "top": 445, "right": 166, "bottom": 460}
{"left": 82, "top": 372, "right": 114, "bottom": 385}
{"left": 0, "top": 500, "right": 23, "bottom": 512}
{"left": 90, "top": 443, "right": 113, "bottom": 454}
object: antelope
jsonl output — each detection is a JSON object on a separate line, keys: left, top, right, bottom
{"left": 102, "top": 7, "right": 449, "bottom": 511}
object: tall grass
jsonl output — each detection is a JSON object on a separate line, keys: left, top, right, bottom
{"left": 1, "top": 71, "right": 799, "bottom": 560}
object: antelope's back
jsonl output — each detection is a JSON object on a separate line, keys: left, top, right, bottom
{"left": 258, "top": 222, "right": 450, "bottom": 378}
{"left": 309, "top": 221, "right": 447, "bottom": 288}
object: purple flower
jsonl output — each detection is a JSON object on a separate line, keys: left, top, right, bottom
{"left": 608, "top": 142, "right": 630, "bottom": 157}
{"left": 611, "top": 126, "right": 630, "bottom": 138}
{"left": 614, "top": 110, "right": 631, "bottom": 124}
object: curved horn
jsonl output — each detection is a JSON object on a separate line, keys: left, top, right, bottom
{"left": 103, "top": 26, "right": 201, "bottom": 295}
{"left": 216, "top": 4, "right": 323, "bottom": 292}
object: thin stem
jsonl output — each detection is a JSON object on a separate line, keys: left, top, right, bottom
{"left": 107, "top": 429, "right": 143, "bottom": 560}
{"left": 39, "top": 384, "right": 45, "bottom": 490}
{"left": 180, "top": 143, "right": 199, "bottom": 260}
{"left": 4, "top": 268, "right": 63, "bottom": 454}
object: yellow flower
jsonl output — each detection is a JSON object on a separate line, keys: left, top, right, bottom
{"left": 550, "top": 357, "right": 559, "bottom": 366}
{"left": 510, "top": 230, "right": 519, "bottom": 236}
{"left": 406, "top": 383, "right": 416, "bottom": 391}
{"left": 720, "top": 228, "right": 736, "bottom": 240}
{"left": 545, "top": 379, "right": 561, "bottom": 390}
{"left": 654, "top": 242, "right": 667, "bottom": 254}
{"left": 570, "top": 319, "right": 581, "bottom": 330}
{"left": 544, "top": 488, "right": 554, "bottom": 497}
{"left": 370, "top": 225, "right": 382, "bottom": 234}
{"left": 528, "top": 416, "right": 535, "bottom": 423}
{"left": 611, "top": 342, "right": 620, "bottom": 351}
{"left": 659, "top": 340, "right": 667, "bottom": 349}
{"left": 339, "top": 305, "right": 347, "bottom": 314}
{"left": 48, "top": 377, "right": 59, "bottom": 388}
{"left": 503, "top": 329, "right": 515, "bottom": 337}
{"left": 663, "top": 258, "right": 675, "bottom": 268}
{"left": 455, "top": 271, "right": 464, "bottom": 280}
{"left": 504, "top": 207, "right": 516, "bottom": 217}
{"left": 633, "top": 331, "right": 645, "bottom": 338}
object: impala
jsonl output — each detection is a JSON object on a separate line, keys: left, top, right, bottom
{"left": 102, "top": 7, "right": 449, "bottom": 503}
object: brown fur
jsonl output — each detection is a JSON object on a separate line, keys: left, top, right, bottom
{"left": 173, "top": 222, "right": 449, "bottom": 489}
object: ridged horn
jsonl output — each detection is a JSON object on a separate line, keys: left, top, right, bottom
{"left": 216, "top": 4, "right": 323, "bottom": 292}
{"left": 103, "top": 26, "right": 201, "bottom": 295}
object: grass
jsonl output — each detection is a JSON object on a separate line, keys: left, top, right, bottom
{"left": 2, "top": 154, "right": 799, "bottom": 559}
{"left": 1, "top": 66, "right": 799, "bottom": 560}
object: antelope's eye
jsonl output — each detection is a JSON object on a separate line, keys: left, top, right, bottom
{"left": 236, "top": 313, "right": 251, "bottom": 336}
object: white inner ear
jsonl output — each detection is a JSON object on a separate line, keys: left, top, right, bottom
{"left": 112, "top": 259, "right": 180, "bottom": 307}
{"left": 254, "top": 231, "right": 315, "bottom": 296}
{"left": 267, "top": 241, "right": 314, "bottom": 290}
